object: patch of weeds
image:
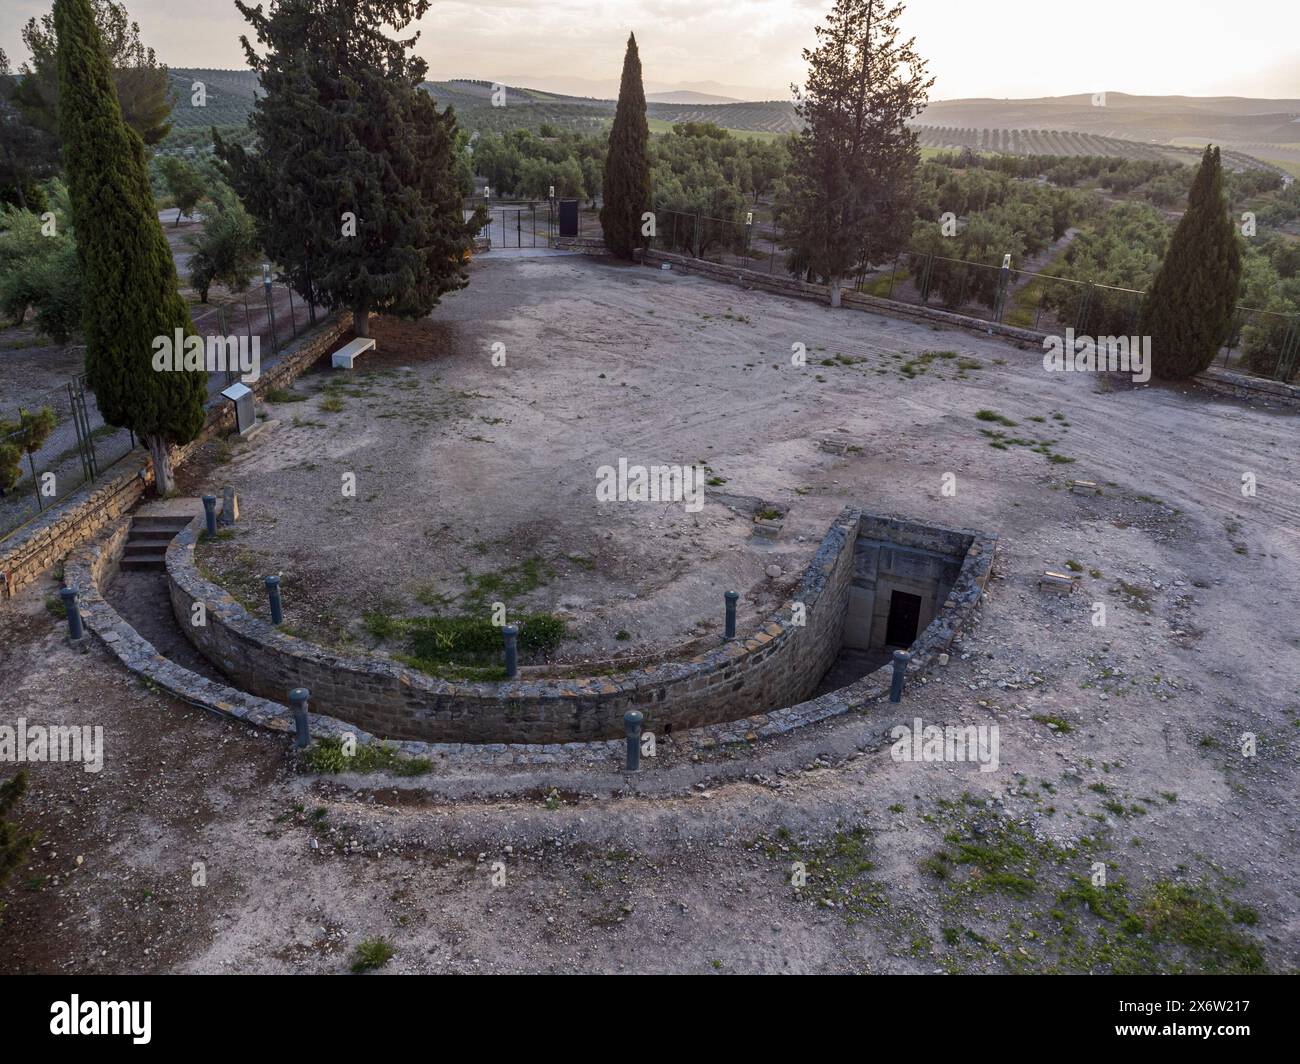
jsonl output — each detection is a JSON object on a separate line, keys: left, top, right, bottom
{"left": 404, "top": 612, "right": 566, "bottom": 675}
{"left": 942, "top": 818, "right": 1057, "bottom": 898}
{"left": 319, "top": 396, "right": 344, "bottom": 413}
{"left": 44, "top": 594, "right": 66, "bottom": 619}
{"left": 975, "top": 409, "right": 1018, "bottom": 427}
{"left": 1031, "top": 714, "right": 1073, "bottom": 733}
{"left": 361, "top": 610, "right": 403, "bottom": 641}
{"left": 770, "top": 827, "right": 887, "bottom": 923}
{"left": 460, "top": 555, "right": 553, "bottom": 611}
{"left": 300, "top": 737, "right": 432, "bottom": 777}
{"left": 1065, "top": 560, "right": 1083, "bottom": 572}
{"left": 264, "top": 387, "right": 307, "bottom": 403}
{"left": 1114, "top": 580, "right": 1153, "bottom": 613}
{"left": 350, "top": 937, "right": 394, "bottom": 973}
{"left": 921, "top": 852, "right": 952, "bottom": 880}
{"left": 615, "top": 630, "right": 631, "bottom": 641}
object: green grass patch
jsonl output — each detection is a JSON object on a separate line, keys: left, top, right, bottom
{"left": 975, "top": 409, "right": 1018, "bottom": 427}
{"left": 264, "top": 387, "right": 307, "bottom": 403}
{"left": 300, "top": 737, "right": 432, "bottom": 777}
{"left": 350, "top": 937, "right": 395, "bottom": 973}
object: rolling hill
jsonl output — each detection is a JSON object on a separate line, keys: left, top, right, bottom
{"left": 161, "top": 73, "right": 1298, "bottom": 174}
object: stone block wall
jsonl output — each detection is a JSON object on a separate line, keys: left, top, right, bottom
{"left": 167, "top": 508, "right": 861, "bottom": 743}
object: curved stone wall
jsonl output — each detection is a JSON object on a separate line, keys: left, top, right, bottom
{"left": 166, "top": 508, "right": 995, "bottom": 744}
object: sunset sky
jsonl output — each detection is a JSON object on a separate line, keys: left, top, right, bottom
{"left": 3, "top": 0, "right": 1297, "bottom": 102}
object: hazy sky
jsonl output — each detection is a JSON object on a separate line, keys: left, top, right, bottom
{"left": 3, "top": 0, "right": 1297, "bottom": 101}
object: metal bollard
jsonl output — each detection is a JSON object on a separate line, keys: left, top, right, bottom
{"left": 724, "top": 590, "right": 739, "bottom": 640}
{"left": 889, "top": 650, "right": 911, "bottom": 703}
{"left": 60, "top": 586, "right": 83, "bottom": 640}
{"left": 288, "top": 687, "right": 311, "bottom": 749}
{"left": 502, "top": 624, "right": 519, "bottom": 679}
{"left": 202, "top": 495, "right": 217, "bottom": 537}
{"left": 265, "top": 575, "right": 283, "bottom": 625}
{"left": 624, "top": 710, "right": 643, "bottom": 772}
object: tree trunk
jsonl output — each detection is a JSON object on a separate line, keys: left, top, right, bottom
{"left": 144, "top": 434, "right": 174, "bottom": 497}
{"left": 354, "top": 299, "right": 370, "bottom": 338}
{"left": 829, "top": 276, "right": 842, "bottom": 308}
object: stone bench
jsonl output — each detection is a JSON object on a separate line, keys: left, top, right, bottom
{"left": 1038, "top": 570, "right": 1078, "bottom": 593}
{"left": 331, "top": 337, "right": 376, "bottom": 370}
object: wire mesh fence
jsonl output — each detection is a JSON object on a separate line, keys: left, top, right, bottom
{"left": 0, "top": 375, "right": 135, "bottom": 542}
{"left": 189, "top": 277, "right": 322, "bottom": 398}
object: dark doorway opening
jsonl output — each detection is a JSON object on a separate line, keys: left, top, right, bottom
{"left": 885, "top": 590, "right": 923, "bottom": 647}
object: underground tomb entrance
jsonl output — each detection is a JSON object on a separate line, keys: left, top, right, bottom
{"left": 815, "top": 515, "right": 977, "bottom": 695}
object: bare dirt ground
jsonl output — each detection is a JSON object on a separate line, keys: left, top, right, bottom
{"left": 1, "top": 253, "right": 1297, "bottom": 974}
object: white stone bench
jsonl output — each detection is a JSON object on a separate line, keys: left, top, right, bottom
{"left": 331, "top": 337, "right": 376, "bottom": 369}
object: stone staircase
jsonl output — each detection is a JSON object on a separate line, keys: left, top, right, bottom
{"left": 121, "top": 514, "right": 192, "bottom": 572}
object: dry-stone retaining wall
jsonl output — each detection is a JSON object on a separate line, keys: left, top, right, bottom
{"left": 166, "top": 507, "right": 996, "bottom": 745}
{"left": 65, "top": 509, "right": 995, "bottom": 767}
{"left": 167, "top": 508, "right": 860, "bottom": 743}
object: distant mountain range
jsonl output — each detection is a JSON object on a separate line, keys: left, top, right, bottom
{"left": 162, "top": 71, "right": 1300, "bottom": 172}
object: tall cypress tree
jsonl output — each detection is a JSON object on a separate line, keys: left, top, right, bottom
{"left": 219, "top": 0, "right": 480, "bottom": 338}
{"left": 56, "top": 0, "right": 204, "bottom": 496}
{"left": 600, "top": 33, "right": 651, "bottom": 260}
{"left": 1139, "top": 145, "right": 1242, "bottom": 380}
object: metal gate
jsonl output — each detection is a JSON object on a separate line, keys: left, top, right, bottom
{"left": 489, "top": 206, "right": 549, "bottom": 248}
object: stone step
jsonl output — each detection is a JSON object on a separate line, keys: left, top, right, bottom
{"left": 131, "top": 516, "right": 192, "bottom": 532}
{"left": 128, "top": 531, "right": 177, "bottom": 545}
{"left": 120, "top": 554, "right": 166, "bottom": 571}
{"left": 124, "top": 540, "right": 170, "bottom": 555}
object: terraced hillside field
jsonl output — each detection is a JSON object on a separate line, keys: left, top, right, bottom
{"left": 912, "top": 125, "right": 1284, "bottom": 174}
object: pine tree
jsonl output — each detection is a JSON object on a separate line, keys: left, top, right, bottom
{"left": 219, "top": 0, "right": 480, "bottom": 339}
{"left": 0, "top": 47, "right": 59, "bottom": 211}
{"left": 16, "top": 1, "right": 173, "bottom": 146}
{"left": 599, "top": 33, "right": 651, "bottom": 259}
{"left": 56, "top": 0, "right": 205, "bottom": 496}
{"left": 1138, "top": 146, "right": 1242, "bottom": 380}
{"left": 777, "top": 0, "right": 932, "bottom": 306}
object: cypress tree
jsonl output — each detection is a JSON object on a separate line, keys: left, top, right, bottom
{"left": 1139, "top": 145, "right": 1242, "bottom": 380}
{"left": 219, "top": 0, "right": 480, "bottom": 339}
{"left": 600, "top": 33, "right": 651, "bottom": 259}
{"left": 55, "top": 0, "right": 204, "bottom": 496}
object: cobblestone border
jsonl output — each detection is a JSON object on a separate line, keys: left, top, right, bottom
{"left": 66, "top": 510, "right": 995, "bottom": 770}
